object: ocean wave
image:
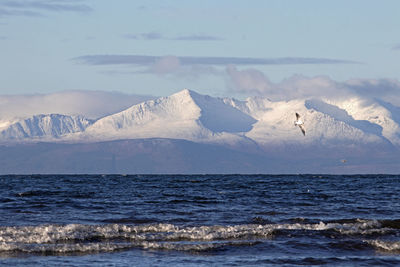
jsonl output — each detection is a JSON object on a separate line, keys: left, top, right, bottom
{"left": 0, "top": 219, "right": 399, "bottom": 255}
{"left": 0, "top": 223, "right": 274, "bottom": 244}
{"left": 366, "top": 240, "right": 400, "bottom": 253}
{"left": 0, "top": 223, "right": 267, "bottom": 255}
{"left": 0, "top": 242, "right": 132, "bottom": 254}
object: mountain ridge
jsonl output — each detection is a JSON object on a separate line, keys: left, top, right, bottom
{"left": 0, "top": 114, "right": 93, "bottom": 141}
{"left": 1, "top": 89, "right": 399, "bottom": 149}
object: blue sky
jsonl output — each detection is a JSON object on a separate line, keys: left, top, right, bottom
{"left": 1, "top": 0, "right": 400, "bottom": 98}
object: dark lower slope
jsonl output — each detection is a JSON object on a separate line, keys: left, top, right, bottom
{"left": 0, "top": 139, "right": 268, "bottom": 174}
{"left": 0, "top": 138, "right": 399, "bottom": 174}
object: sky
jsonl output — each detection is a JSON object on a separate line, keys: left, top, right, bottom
{"left": 1, "top": 0, "right": 400, "bottom": 103}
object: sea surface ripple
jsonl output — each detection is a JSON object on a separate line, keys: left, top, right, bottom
{"left": 0, "top": 174, "right": 399, "bottom": 266}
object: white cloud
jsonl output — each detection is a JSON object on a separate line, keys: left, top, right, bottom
{"left": 226, "top": 65, "right": 347, "bottom": 100}
{"left": 225, "top": 66, "right": 400, "bottom": 106}
{"left": 278, "top": 75, "right": 349, "bottom": 100}
{"left": 151, "top": 55, "right": 181, "bottom": 74}
{"left": 225, "top": 65, "right": 274, "bottom": 96}
{"left": 0, "top": 90, "right": 154, "bottom": 121}
{"left": 345, "top": 78, "right": 400, "bottom": 105}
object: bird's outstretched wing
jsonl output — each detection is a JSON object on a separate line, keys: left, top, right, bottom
{"left": 299, "top": 124, "right": 306, "bottom": 136}
{"left": 296, "top": 112, "right": 301, "bottom": 120}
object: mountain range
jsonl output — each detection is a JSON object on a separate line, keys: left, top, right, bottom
{"left": 1, "top": 89, "right": 399, "bottom": 174}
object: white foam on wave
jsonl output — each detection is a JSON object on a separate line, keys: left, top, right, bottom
{"left": 0, "top": 223, "right": 273, "bottom": 254}
{"left": 264, "top": 219, "right": 387, "bottom": 235}
{"left": 139, "top": 240, "right": 260, "bottom": 251}
{"left": 366, "top": 240, "right": 400, "bottom": 252}
{"left": 0, "top": 242, "right": 133, "bottom": 254}
{"left": 294, "top": 219, "right": 391, "bottom": 235}
{"left": 0, "top": 220, "right": 394, "bottom": 254}
{"left": 0, "top": 223, "right": 274, "bottom": 244}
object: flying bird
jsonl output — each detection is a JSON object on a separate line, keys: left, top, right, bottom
{"left": 294, "top": 112, "right": 305, "bottom": 136}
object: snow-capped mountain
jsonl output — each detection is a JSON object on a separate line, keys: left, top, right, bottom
{"left": 0, "top": 114, "right": 93, "bottom": 141}
{"left": 2, "top": 89, "right": 400, "bottom": 174}
{"left": 1, "top": 89, "right": 400, "bottom": 149}
{"left": 80, "top": 89, "right": 256, "bottom": 144}
{"left": 234, "top": 97, "right": 391, "bottom": 146}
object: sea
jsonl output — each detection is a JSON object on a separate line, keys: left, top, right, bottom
{"left": 0, "top": 174, "right": 400, "bottom": 266}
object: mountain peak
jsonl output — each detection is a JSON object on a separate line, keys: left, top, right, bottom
{"left": 178, "top": 88, "right": 192, "bottom": 94}
{"left": 170, "top": 88, "right": 200, "bottom": 100}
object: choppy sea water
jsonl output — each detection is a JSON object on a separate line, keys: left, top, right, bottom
{"left": 0, "top": 174, "right": 400, "bottom": 266}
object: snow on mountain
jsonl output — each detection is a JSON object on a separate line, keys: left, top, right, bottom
{"left": 224, "top": 96, "right": 387, "bottom": 146}
{"left": 0, "top": 114, "right": 93, "bottom": 141}
{"left": 321, "top": 97, "right": 400, "bottom": 145}
{"left": 1, "top": 89, "right": 400, "bottom": 150}
{"left": 79, "top": 89, "right": 400, "bottom": 148}
{"left": 81, "top": 89, "right": 256, "bottom": 144}
{"left": 0, "top": 119, "right": 15, "bottom": 131}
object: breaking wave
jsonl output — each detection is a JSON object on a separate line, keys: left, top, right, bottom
{"left": 1, "top": 219, "right": 399, "bottom": 255}
{"left": 367, "top": 240, "right": 400, "bottom": 253}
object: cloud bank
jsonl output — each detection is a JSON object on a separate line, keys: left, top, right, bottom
{"left": 225, "top": 65, "right": 275, "bottom": 96}
{"left": 75, "top": 54, "right": 360, "bottom": 66}
{"left": 98, "top": 56, "right": 223, "bottom": 78}
{"left": 124, "top": 32, "right": 224, "bottom": 41}
{"left": 392, "top": 44, "right": 400, "bottom": 50}
{"left": 173, "top": 35, "right": 223, "bottom": 41}
{"left": 225, "top": 65, "right": 400, "bottom": 105}
{"left": 0, "top": 90, "right": 154, "bottom": 121}
{"left": 75, "top": 54, "right": 361, "bottom": 83}
{"left": 0, "top": 0, "right": 92, "bottom": 17}
{"left": 345, "top": 78, "right": 400, "bottom": 105}
{"left": 226, "top": 65, "right": 345, "bottom": 99}
{"left": 74, "top": 53, "right": 400, "bottom": 105}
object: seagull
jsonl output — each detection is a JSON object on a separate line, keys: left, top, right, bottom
{"left": 294, "top": 112, "right": 305, "bottom": 136}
